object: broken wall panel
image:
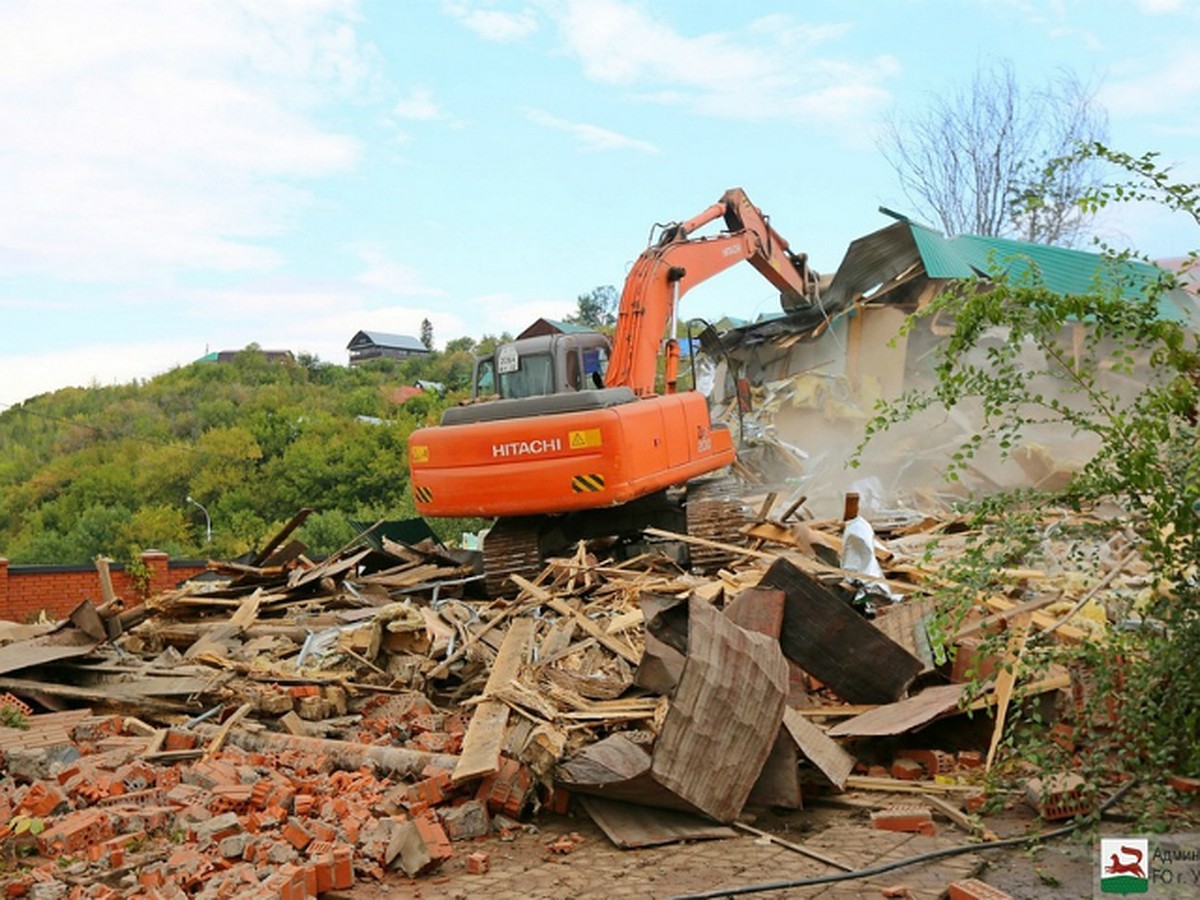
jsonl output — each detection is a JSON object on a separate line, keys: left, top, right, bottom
{"left": 758, "top": 557, "right": 922, "bottom": 704}
{"left": 649, "top": 597, "right": 788, "bottom": 823}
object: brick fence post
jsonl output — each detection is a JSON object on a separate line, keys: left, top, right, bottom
{"left": 0, "top": 558, "right": 8, "bottom": 622}
{"left": 139, "top": 549, "right": 170, "bottom": 601}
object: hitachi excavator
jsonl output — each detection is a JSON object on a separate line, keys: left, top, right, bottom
{"left": 408, "top": 188, "right": 819, "bottom": 594}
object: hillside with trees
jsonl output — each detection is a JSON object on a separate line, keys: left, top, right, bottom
{"left": 0, "top": 343, "right": 498, "bottom": 565}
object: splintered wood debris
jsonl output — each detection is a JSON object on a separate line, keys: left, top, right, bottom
{"left": 0, "top": 494, "right": 1155, "bottom": 881}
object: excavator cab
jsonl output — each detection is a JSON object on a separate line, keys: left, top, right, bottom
{"left": 471, "top": 332, "right": 612, "bottom": 401}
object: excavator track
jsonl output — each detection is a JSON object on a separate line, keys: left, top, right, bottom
{"left": 685, "top": 477, "right": 752, "bottom": 574}
{"left": 482, "top": 517, "right": 545, "bottom": 598}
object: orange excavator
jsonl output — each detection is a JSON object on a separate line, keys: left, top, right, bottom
{"left": 408, "top": 188, "right": 819, "bottom": 594}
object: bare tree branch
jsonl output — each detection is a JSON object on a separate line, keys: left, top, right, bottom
{"left": 880, "top": 60, "right": 1108, "bottom": 246}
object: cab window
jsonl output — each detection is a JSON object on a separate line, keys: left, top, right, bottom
{"left": 499, "top": 353, "right": 554, "bottom": 399}
{"left": 474, "top": 358, "right": 496, "bottom": 397}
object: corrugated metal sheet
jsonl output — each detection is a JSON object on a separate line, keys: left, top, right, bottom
{"left": 820, "top": 221, "right": 925, "bottom": 309}
{"left": 917, "top": 230, "right": 1196, "bottom": 324}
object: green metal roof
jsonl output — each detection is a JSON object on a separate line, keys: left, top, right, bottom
{"left": 908, "top": 224, "right": 1196, "bottom": 324}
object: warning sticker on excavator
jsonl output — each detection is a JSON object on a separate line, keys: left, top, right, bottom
{"left": 572, "top": 474, "right": 605, "bottom": 493}
{"left": 411, "top": 445, "right": 429, "bottom": 463}
{"left": 568, "top": 429, "right": 602, "bottom": 450}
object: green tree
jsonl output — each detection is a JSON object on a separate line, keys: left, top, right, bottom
{"left": 565, "top": 285, "right": 618, "bottom": 329}
{"left": 420, "top": 318, "right": 434, "bottom": 350}
{"left": 856, "top": 144, "right": 1200, "bottom": 812}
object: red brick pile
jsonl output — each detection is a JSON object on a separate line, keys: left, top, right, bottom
{"left": 0, "top": 710, "right": 539, "bottom": 898}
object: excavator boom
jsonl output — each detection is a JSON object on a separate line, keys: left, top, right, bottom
{"left": 605, "top": 188, "right": 818, "bottom": 397}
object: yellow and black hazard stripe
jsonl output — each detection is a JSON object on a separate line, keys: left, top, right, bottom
{"left": 571, "top": 474, "right": 605, "bottom": 493}
{"left": 414, "top": 485, "right": 433, "bottom": 504}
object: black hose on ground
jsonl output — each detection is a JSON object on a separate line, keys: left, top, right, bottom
{"left": 670, "top": 781, "right": 1135, "bottom": 899}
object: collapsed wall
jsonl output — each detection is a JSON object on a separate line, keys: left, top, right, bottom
{"left": 708, "top": 304, "right": 1161, "bottom": 519}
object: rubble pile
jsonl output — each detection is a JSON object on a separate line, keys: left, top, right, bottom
{"left": 0, "top": 495, "right": 1178, "bottom": 897}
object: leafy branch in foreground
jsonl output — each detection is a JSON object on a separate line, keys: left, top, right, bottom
{"left": 855, "top": 144, "right": 1200, "bottom": 822}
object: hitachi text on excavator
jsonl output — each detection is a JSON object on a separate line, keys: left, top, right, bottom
{"left": 408, "top": 188, "right": 819, "bottom": 595}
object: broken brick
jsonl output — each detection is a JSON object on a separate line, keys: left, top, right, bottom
{"left": 948, "top": 878, "right": 1015, "bottom": 900}
{"left": 281, "top": 818, "right": 314, "bottom": 851}
{"left": 898, "top": 749, "right": 954, "bottom": 777}
{"left": 1024, "top": 774, "right": 1094, "bottom": 821}
{"left": 391, "top": 812, "right": 453, "bottom": 877}
{"left": 465, "top": 851, "right": 490, "bottom": 874}
{"left": 19, "top": 781, "right": 69, "bottom": 819}
{"left": 889, "top": 758, "right": 925, "bottom": 781}
{"left": 870, "top": 806, "right": 936, "bottom": 836}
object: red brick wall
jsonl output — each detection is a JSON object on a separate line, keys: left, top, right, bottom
{"left": 0, "top": 552, "right": 208, "bottom": 622}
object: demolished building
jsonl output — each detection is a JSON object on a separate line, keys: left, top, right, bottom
{"left": 709, "top": 210, "right": 1199, "bottom": 517}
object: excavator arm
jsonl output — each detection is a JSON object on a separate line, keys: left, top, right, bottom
{"left": 605, "top": 188, "right": 818, "bottom": 397}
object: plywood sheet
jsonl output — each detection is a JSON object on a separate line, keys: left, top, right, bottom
{"left": 782, "top": 708, "right": 855, "bottom": 789}
{"left": 649, "top": 597, "right": 788, "bottom": 823}
{"left": 827, "top": 683, "right": 967, "bottom": 738}
{"left": 580, "top": 795, "right": 735, "bottom": 848}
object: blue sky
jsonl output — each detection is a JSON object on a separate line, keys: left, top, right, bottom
{"left": 2, "top": 0, "right": 1198, "bottom": 407}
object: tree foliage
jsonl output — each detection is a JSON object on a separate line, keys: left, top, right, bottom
{"left": 0, "top": 345, "right": 483, "bottom": 562}
{"left": 881, "top": 60, "right": 1108, "bottom": 246}
{"left": 856, "top": 145, "right": 1200, "bottom": 809}
{"left": 565, "top": 285, "right": 618, "bottom": 330}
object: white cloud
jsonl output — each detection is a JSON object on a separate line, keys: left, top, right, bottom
{"left": 1137, "top": 0, "right": 1186, "bottom": 12}
{"left": 545, "top": 1, "right": 894, "bottom": 130}
{"left": 0, "top": 0, "right": 371, "bottom": 282}
{"left": 354, "top": 247, "right": 448, "bottom": 296}
{"left": 524, "top": 108, "right": 660, "bottom": 153}
{"left": 482, "top": 295, "right": 576, "bottom": 333}
{"left": 1101, "top": 52, "right": 1200, "bottom": 119}
{"left": 444, "top": 2, "right": 539, "bottom": 41}
{"left": 394, "top": 87, "right": 443, "bottom": 120}
{"left": 0, "top": 339, "right": 203, "bottom": 407}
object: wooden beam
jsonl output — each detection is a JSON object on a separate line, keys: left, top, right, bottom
{"left": 544, "top": 597, "right": 641, "bottom": 665}
{"left": 985, "top": 617, "right": 1031, "bottom": 771}
{"left": 452, "top": 617, "right": 534, "bottom": 783}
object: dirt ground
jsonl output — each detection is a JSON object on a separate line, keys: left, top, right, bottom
{"left": 344, "top": 799, "right": 1108, "bottom": 900}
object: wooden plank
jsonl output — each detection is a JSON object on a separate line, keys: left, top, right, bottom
{"left": 843, "top": 775, "right": 980, "bottom": 795}
{"left": 545, "top": 597, "right": 641, "bottom": 665}
{"left": 0, "top": 630, "right": 102, "bottom": 676}
{"left": 758, "top": 557, "right": 923, "bottom": 704}
{"left": 827, "top": 683, "right": 968, "bottom": 738}
{"left": 95, "top": 557, "right": 117, "bottom": 605}
{"left": 249, "top": 508, "right": 313, "bottom": 567}
{"left": 986, "top": 617, "right": 1030, "bottom": 770}
{"left": 203, "top": 703, "right": 252, "bottom": 759}
{"left": 872, "top": 597, "right": 937, "bottom": 674}
{"left": 782, "top": 708, "right": 855, "bottom": 789}
{"left": 731, "top": 822, "right": 852, "bottom": 871}
{"left": 982, "top": 596, "right": 1089, "bottom": 643}
{"left": 427, "top": 586, "right": 545, "bottom": 679}
{"left": 747, "top": 726, "right": 802, "bottom": 810}
{"left": 452, "top": 617, "right": 534, "bottom": 783}
{"left": 922, "top": 793, "right": 999, "bottom": 842}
